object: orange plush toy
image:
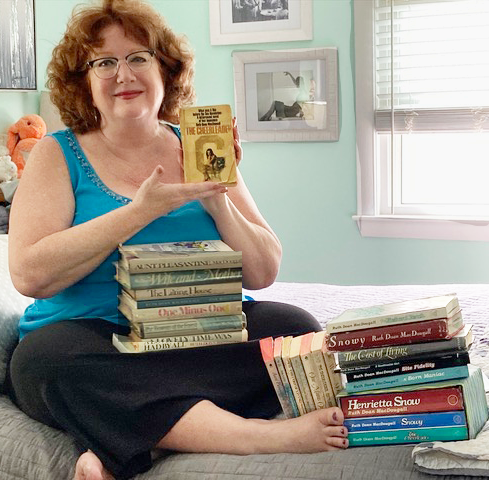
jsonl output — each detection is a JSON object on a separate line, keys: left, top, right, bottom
{"left": 7, "top": 114, "right": 47, "bottom": 178}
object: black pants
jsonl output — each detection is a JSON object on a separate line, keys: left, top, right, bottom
{"left": 9, "top": 301, "right": 321, "bottom": 480}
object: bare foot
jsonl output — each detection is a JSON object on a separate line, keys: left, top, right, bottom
{"left": 257, "top": 407, "right": 349, "bottom": 453}
{"left": 73, "top": 451, "right": 114, "bottom": 480}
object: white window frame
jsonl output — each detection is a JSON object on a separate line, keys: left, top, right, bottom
{"left": 353, "top": 0, "right": 489, "bottom": 241}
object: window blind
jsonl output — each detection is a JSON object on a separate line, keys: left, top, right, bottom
{"left": 374, "top": 0, "right": 489, "bottom": 132}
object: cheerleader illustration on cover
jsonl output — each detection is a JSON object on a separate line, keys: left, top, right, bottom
{"left": 180, "top": 104, "right": 237, "bottom": 186}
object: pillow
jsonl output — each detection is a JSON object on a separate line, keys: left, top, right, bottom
{"left": 0, "top": 235, "right": 33, "bottom": 389}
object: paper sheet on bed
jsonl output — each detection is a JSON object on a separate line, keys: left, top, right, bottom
{"left": 412, "top": 372, "right": 489, "bottom": 477}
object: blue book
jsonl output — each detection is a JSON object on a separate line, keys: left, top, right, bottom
{"left": 344, "top": 411, "right": 466, "bottom": 432}
{"left": 133, "top": 293, "right": 243, "bottom": 308}
{"left": 345, "top": 365, "right": 470, "bottom": 393}
{"left": 348, "top": 426, "right": 468, "bottom": 446}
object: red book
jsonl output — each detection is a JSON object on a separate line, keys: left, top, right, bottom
{"left": 338, "top": 386, "right": 464, "bottom": 418}
{"left": 326, "top": 312, "right": 464, "bottom": 352}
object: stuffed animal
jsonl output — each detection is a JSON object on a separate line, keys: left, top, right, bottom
{"left": 0, "top": 145, "right": 18, "bottom": 183}
{"left": 7, "top": 114, "right": 47, "bottom": 178}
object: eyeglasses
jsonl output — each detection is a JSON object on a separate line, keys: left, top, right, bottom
{"left": 87, "top": 50, "right": 156, "bottom": 79}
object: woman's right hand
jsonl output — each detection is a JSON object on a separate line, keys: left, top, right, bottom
{"left": 132, "top": 165, "right": 227, "bottom": 222}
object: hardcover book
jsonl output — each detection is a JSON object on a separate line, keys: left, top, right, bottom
{"left": 259, "top": 337, "right": 297, "bottom": 419}
{"left": 344, "top": 410, "right": 467, "bottom": 433}
{"left": 337, "top": 324, "right": 473, "bottom": 368}
{"left": 338, "top": 365, "right": 488, "bottom": 440}
{"left": 344, "top": 365, "right": 470, "bottom": 393}
{"left": 326, "top": 293, "right": 460, "bottom": 334}
{"left": 342, "top": 351, "right": 470, "bottom": 382}
{"left": 129, "top": 329, "right": 248, "bottom": 344}
{"left": 130, "top": 313, "right": 246, "bottom": 338}
{"left": 118, "top": 240, "right": 242, "bottom": 273}
{"left": 122, "top": 292, "right": 243, "bottom": 309}
{"left": 122, "top": 281, "right": 243, "bottom": 301}
{"left": 327, "top": 311, "right": 464, "bottom": 352}
{"left": 113, "top": 330, "right": 248, "bottom": 353}
{"left": 348, "top": 426, "right": 468, "bottom": 446}
{"left": 180, "top": 104, "right": 237, "bottom": 186}
{"left": 115, "top": 264, "right": 243, "bottom": 290}
{"left": 118, "top": 292, "right": 242, "bottom": 322}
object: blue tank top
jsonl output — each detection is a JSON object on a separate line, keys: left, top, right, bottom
{"left": 19, "top": 127, "right": 221, "bottom": 338}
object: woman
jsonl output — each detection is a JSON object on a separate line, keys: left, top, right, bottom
{"left": 7, "top": 1, "right": 348, "bottom": 479}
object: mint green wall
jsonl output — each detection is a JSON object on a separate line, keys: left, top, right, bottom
{"left": 2, "top": 0, "right": 489, "bottom": 285}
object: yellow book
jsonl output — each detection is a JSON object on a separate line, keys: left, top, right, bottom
{"left": 289, "top": 335, "right": 316, "bottom": 413}
{"left": 180, "top": 104, "right": 237, "bottom": 186}
{"left": 310, "top": 331, "right": 337, "bottom": 407}
{"left": 281, "top": 336, "right": 307, "bottom": 415}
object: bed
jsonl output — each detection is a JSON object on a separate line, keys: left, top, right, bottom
{"left": 1, "top": 232, "right": 489, "bottom": 479}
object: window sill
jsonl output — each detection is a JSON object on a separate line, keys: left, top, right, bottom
{"left": 353, "top": 215, "right": 489, "bottom": 242}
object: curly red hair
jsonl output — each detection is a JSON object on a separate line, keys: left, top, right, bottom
{"left": 47, "top": 0, "right": 195, "bottom": 133}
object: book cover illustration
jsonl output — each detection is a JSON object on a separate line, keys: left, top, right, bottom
{"left": 180, "top": 104, "right": 237, "bottom": 186}
{"left": 326, "top": 293, "right": 460, "bottom": 334}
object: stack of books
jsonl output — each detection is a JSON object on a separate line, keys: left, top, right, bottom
{"left": 112, "top": 240, "right": 247, "bottom": 353}
{"left": 325, "top": 294, "right": 488, "bottom": 446}
{"left": 259, "top": 331, "right": 342, "bottom": 418}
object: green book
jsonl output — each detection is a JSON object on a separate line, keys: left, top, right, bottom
{"left": 348, "top": 425, "right": 468, "bottom": 446}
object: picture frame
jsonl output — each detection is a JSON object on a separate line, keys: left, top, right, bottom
{"left": 209, "top": 0, "right": 312, "bottom": 46}
{"left": 0, "top": 0, "right": 37, "bottom": 91}
{"left": 232, "top": 47, "right": 339, "bottom": 142}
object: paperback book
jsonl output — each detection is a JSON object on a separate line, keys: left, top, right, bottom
{"left": 326, "top": 293, "right": 460, "bottom": 334}
{"left": 118, "top": 240, "right": 242, "bottom": 273}
{"left": 180, "top": 104, "right": 237, "bottom": 186}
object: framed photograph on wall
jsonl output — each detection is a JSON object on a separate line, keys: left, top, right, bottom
{"left": 0, "top": 0, "right": 36, "bottom": 91}
{"left": 232, "top": 48, "right": 339, "bottom": 142}
{"left": 209, "top": 0, "right": 312, "bottom": 46}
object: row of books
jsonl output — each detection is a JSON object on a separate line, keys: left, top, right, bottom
{"left": 112, "top": 240, "right": 247, "bottom": 353}
{"left": 259, "top": 331, "right": 342, "bottom": 419}
{"left": 262, "top": 293, "right": 488, "bottom": 446}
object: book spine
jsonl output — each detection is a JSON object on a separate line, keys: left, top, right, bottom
{"left": 327, "top": 317, "right": 462, "bottom": 352}
{"left": 120, "top": 300, "right": 242, "bottom": 321}
{"left": 259, "top": 339, "right": 297, "bottom": 419}
{"left": 309, "top": 350, "right": 336, "bottom": 408}
{"left": 345, "top": 365, "right": 470, "bottom": 393}
{"left": 348, "top": 426, "right": 468, "bottom": 446}
{"left": 282, "top": 354, "right": 308, "bottom": 416}
{"left": 290, "top": 354, "right": 316, "bottom": 413}
{"left": 133, "top": 315, "right": 245, "bottom": 338}
{"left": 343, "top": 352, "right": 470, "bottom": 382}
{"left": 339, "top": 387, "right": 464, "bottom": 418}
{"left": 120, "top": 267, "right": 243, "bottom": 289}
{"left": 131, "top": 330, "right": 247, "bottom": 344}
{"left": 327, "top": 305, "right": 457, "bottom": 334}
{"left": 337, "top": 334, "right": 471, "bottom": 368}
{"left": 300, "top": 350, "right": 329, "bottom": 410}
{"left": 322, "top": 350, "right": 343, "bottom": 394}
{"left": 125, "top": 253, "right": 242, "bottom": 273}
{"left": 344, "top": 410, "right": 467, "bottom": 432}
{"left": 127, "top": 282, "right": 242, "bottom": 301}
{"left": 130, "top": 339, "right": 243, "bottom": 351}
{"left": 274, "top": 354, "right": 300, "bottom": 417}
{"left": 133, "top": 293, "right": 242, "bottom": 309}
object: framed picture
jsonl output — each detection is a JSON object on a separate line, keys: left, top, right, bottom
{"left": 209, "top": 0, "right": 312, "bottom": 46}
{"left": 0, "top": 0, "right": 36, "bottom": 90}
{"left": 232, "top": 48, "right": 339, "bottom": 142}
